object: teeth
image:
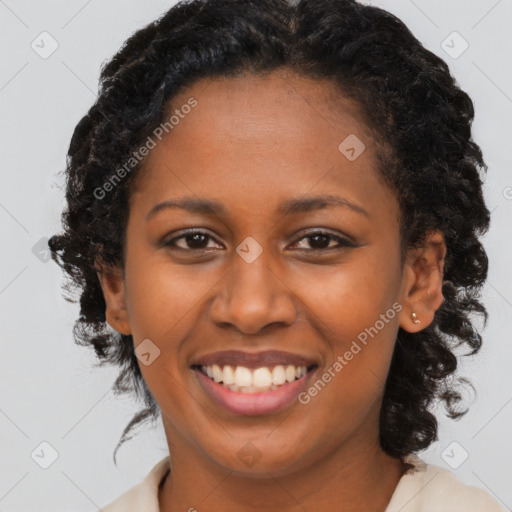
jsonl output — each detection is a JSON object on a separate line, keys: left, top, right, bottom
{"left": 201, "top": 363, "right": 308, "bottom": 392}
{"left": 271, "top": 365, "right": 286, "bottom": 385}
{"left": 234, "top": 366, "right": 252, "bottom": 387}
{"left": 253, "top": 367, "right": 272, "bottom": 387}
{"left": 212, "top": 364, "right": 223, "bottom": 383}
{"left": 285, "top": 365, "right": 296, "bottom": 382}
{"left": 223, "top": 365, "right": 235, "bottom": 385}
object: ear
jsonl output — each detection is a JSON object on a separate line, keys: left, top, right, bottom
{"left": 398, "top": 230, "right": 446, "bottom": 333}
{"left": 95, "top": 258, "right": 132, "bottom": 336}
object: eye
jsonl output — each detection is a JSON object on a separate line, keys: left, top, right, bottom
{"left": 162, "top": 229, "right": 356, "bottom": 253}
{"left": 289, "top": 230, "right": 356, "bottom": 251}
{"left": 163, "top": 230, "right": 223, "bottom": 251}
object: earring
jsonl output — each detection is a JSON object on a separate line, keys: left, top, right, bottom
{"left": 411, "top": 312, "right": 420, "bottom": 324}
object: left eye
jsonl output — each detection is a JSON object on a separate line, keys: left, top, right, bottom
{"left": 290, "top": 232, "right": 355, "bottom": 251}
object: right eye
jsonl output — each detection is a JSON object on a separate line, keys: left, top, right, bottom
{"left": 162, "top": 230, "right": 224, "bottom": 251}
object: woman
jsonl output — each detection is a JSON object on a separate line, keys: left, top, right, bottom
{"left": 48, "top": 0, "right": 505, "bottom": 510}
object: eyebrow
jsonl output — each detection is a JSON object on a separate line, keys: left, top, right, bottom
{"left": 145, "top": 194, "right": 370, "bottom": 221}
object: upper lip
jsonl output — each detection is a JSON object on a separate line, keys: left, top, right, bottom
{"left": 191, "top": 350, "right": 318, "bottom": 369}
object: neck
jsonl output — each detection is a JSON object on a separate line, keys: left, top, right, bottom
{"left": 158, "top": 426, "right": 409, "bottom": 512}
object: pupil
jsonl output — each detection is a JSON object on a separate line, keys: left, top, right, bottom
{"left": 187, "top": 233, "right": 207, "bottom": 248}
{"left": 310, "top": 234, "right": 330, "bottom": 249}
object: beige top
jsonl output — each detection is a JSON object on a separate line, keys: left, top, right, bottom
{"left": 101, "top": 453, "right": 506, "bottom": 511}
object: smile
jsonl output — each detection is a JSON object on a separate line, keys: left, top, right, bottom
{"left": 191, "top": 350, "right": 318, "bottom": 415}
{"left": 199, "top": 364, "right": 308, "bottom": 393}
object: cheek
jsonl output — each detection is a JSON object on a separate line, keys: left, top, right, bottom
{"left": 122, "top": 257, "right": 203, "bottom": 419}
{"left": 124, "top": 252, "right": 218, "bottom": 342}
{"left": 290, "top": 255, "right": 401, "bottom": 406}
{"left": 290, "top": 249, "right": 401, "bottom": 342}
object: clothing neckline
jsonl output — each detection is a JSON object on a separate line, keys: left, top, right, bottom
{"left": 151, "top": 452, "right": 428, "bottom": 510}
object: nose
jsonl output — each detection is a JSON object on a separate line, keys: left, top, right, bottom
{"left": 209, "top": 251, "right": 297, "bottom": 335}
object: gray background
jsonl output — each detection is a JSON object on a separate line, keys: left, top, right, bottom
{"left": 1, "top": 0, "right": 511, "bottom": 510}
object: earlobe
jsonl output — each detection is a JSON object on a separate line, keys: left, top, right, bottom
{"left": 398, "top": 230, "right": 446, "bottom": 333}
{"left": 95, "top": 258, "right": 132, "bottom": 336}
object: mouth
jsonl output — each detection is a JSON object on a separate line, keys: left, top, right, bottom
{"left": 195, "top": 363, "right": 312, "bottom": 392}
{"left": 191, "top": 350, "right": 318, "bottom": 415}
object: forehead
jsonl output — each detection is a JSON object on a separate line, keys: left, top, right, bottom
{"left": 129, "top": 69, "right": 398, "bottom": 224}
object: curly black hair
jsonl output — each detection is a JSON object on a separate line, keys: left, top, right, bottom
{"left": 48, "top": 0, "right": 490, "bottom": 463}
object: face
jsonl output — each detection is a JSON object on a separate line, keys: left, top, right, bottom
{"left": 98, "top": 68, "right": 445, "bottom": 476}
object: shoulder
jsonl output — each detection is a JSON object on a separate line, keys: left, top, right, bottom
{"left": 100, "top": 456, "right": 171, "bottom": 512}
{"left": 385, "top": 453, "right": 506, "bottom": 512}
{"left": 98, "top": 453, "right": 505, "bottom": 512}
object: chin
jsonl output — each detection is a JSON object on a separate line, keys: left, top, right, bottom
{"left": 200, "top": 435, "right": 317, "bottom": 478}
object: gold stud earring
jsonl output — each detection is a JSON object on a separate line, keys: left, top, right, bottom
{"left": 411, "top": 312, "right": 420, "bottom": 324}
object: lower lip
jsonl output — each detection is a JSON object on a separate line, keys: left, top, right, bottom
{"left": 194, "top": 368, "right": 315, "bottom": 415}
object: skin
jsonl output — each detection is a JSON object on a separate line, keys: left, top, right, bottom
{"left": 97, "top": 68, "right": 446, "bottom": 512}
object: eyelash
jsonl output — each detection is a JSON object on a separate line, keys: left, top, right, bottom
{"left": 162, "top": 229, "right": 356, "bottom": 253}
